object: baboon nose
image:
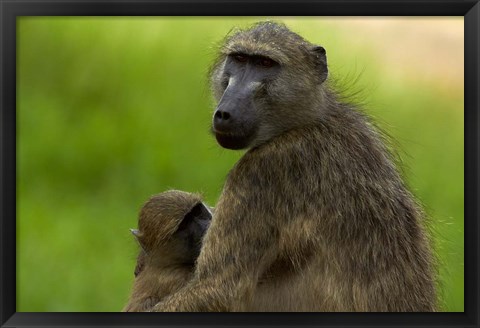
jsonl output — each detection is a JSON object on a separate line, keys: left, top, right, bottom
{"left": 215, "top": 110, "right": 231, "bottom": 121}
{"left": 213, "top": 110, "right": 232, "bottom": 132}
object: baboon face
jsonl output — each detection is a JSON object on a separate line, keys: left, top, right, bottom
{"left": 211, "top": 21, "right": 328, "bottom": 150}
{"left": 212, "top": 54, "right": 281, "bottom": 149}
{"left": 171, "top": 202, "right": 212, "bottom": 264}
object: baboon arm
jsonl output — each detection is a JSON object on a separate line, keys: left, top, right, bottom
{"left": 123, "top": 296, "right": 160, "bottom": 312}
{"left": 151, "top": 153, "right": 282, "bottom": 312}
{"left": 151, "top": 209, "right": 279, "bottom": 311}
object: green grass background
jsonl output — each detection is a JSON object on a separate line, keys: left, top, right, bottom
{"left": 17, "top": 17, "right": 464, "bottom": 312}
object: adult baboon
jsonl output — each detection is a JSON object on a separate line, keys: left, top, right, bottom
{"left": 123, "top": 190, "right": 211, "bottom": 312}
{"left": 152, "top": 21, "right": 436, "bottom": 312}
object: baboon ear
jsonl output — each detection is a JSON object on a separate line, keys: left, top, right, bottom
{"left": 130, "top": 229, "right": 146, "bottom": 249}
{"left": 130, "top": 228, "right": 140, "bottom": 238}
{"left": 311, "top": 45, "right": 328, "bottom": 84}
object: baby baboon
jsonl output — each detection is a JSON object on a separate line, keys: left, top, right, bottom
{"left": 123, "top": 190, "right": 211, "bottom": 312}
{"left": 152, "top": 21, "right": 436, "bottom": 312}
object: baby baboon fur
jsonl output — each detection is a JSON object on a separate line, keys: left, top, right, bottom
{"left": 152, "top": 21, "right": 436, "bottom": 312}
{"left": 123, "top": 190, "right": 211, "bottom": 312}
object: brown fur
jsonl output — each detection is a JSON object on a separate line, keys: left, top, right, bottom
{"left": 123, "top": 191, "right": 207, "bottom": 312}
{"left": 151, "top": 21, "right": 436, "bottom": 312}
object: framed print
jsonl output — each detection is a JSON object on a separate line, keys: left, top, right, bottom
{"left": 1, "top": 1, "right": 478, "bottom": 327}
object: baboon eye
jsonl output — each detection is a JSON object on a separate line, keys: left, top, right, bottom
{"left": 260, "top": 58, "right": 274, "bottom": 68}
{"left": 234, "top": 54, "right": 248, "bottom": 63}
{"left": 134, "top": 262, "right": 144, "bottom": 277}
{"left": 221, "top": 78, "right": 229, "bottom": 89}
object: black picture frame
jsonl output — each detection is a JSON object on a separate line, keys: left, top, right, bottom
{"left": 1, "top": 1, "right": 478, "bottom": 327}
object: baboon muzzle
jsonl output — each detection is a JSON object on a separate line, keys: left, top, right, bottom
{"left": 212, "top": 82, "right": 258, "bottom": 150}
{"left": 213, "top": 84, "right": 253, "bottom": 133}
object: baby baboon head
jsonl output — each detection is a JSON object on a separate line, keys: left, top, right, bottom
{"left": 131, "top": 190, "right": 212, "bottom": 275}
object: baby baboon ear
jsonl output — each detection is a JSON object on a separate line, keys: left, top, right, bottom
{"left": 130, "top": 228, "right": 140, "bottom": 238}
{"left": 130, "top": 228, "right": 146, "bottom": 250}
{"left": 311, "top": 45, "right": 328, "bottom": 84}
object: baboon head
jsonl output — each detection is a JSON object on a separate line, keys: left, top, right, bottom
{"left": 210, "top": 21, "right": 328, "bottom": 150}
{"left": 131, "top": 190, "right": 212, "bottom": 276}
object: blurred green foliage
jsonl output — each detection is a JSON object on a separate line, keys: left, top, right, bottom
{"left": 17, "top": 17, "right": 463, "bottom": 312}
